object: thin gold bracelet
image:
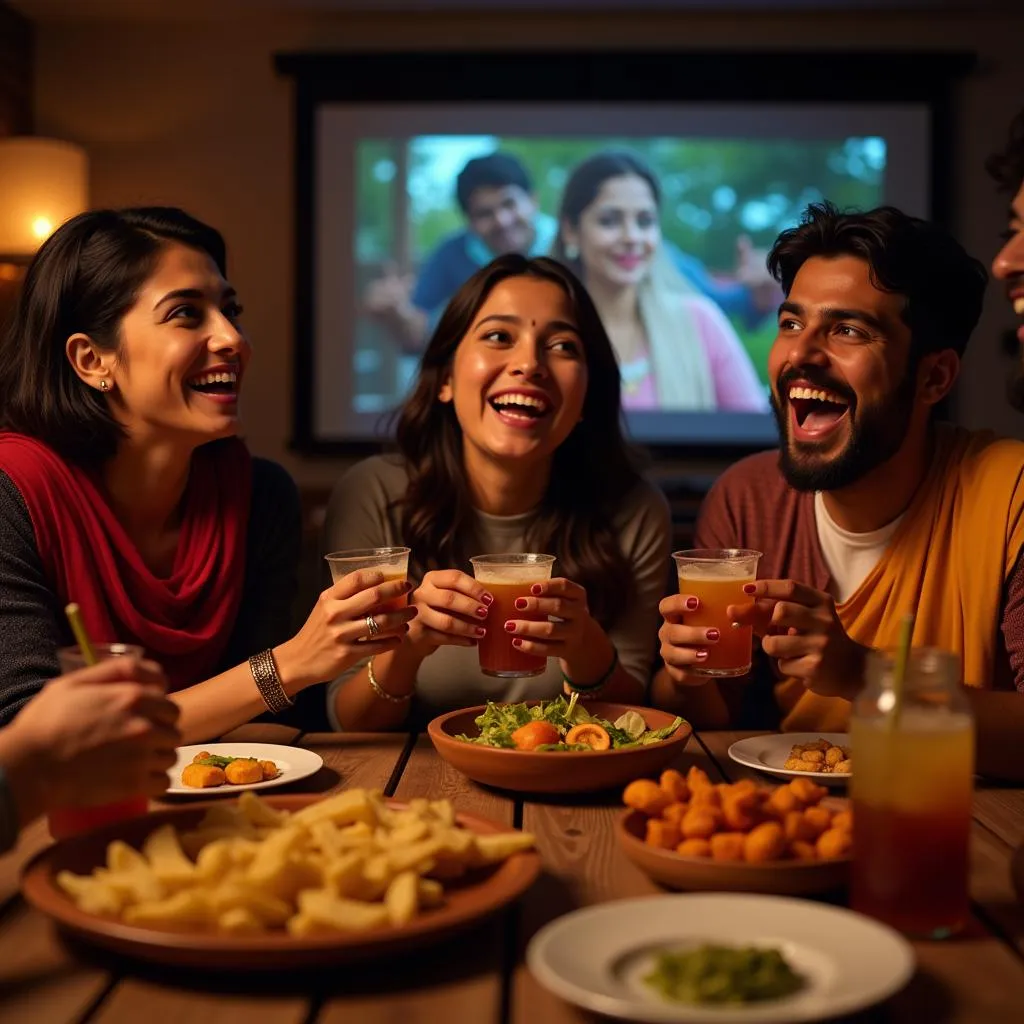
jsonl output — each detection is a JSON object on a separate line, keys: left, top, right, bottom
{"left": 366, "top": 656, "right": 412, "bottom": 704}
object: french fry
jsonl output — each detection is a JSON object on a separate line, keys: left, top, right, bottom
{"left": 57, "top": 788, "right": 535, "bottom": 937}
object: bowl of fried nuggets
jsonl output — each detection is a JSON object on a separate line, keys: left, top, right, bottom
{"left": 20, "top": 788, "right": 540, "bottom": 969}
{"left": 616, "top": 767, "right": 852, "bottom": 896}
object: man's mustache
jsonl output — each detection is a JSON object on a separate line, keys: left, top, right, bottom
{"left": 775, "top": 369, "right": 856, "bottom": 406}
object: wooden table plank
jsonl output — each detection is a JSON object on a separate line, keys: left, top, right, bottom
{"left": 315, "top": 923, "right": 504, "bottom": 1024}
{"left": 511, "top": 736, "right": 719, "bottom": 1024}
{"left": 392, "top": 734, "right": 514, "bottom": 825}
{"left": 318, "top": 733, "right": 512, "bottom": 1024}
{"left": 300, "top": 732, "right": 410, "bottom": 796}
{"left": 0, "top": 900, "right": 111, "bottom": 1024}
{"left": 973, "top": 787, "right": 1024, "bottom": 850}
{"left": 90, "top": 983, "right": 307, "bottom": 1024}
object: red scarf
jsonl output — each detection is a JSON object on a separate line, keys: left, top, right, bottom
{"left": 0, "top": 433, "right": 252, "bottom": 691}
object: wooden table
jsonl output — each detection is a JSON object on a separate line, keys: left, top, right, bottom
{"left": 1, "top": 725, "right": 1023, "bottom": 1024}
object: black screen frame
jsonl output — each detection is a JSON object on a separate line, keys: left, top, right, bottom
{"left": 276, "top": 48, "right": 975, "bottom": 459}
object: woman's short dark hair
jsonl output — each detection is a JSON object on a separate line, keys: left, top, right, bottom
{"left": 987, "top": 107, "right": 1024, "bottom": 194}
{"left": 0, "top": 206, "right": 227, "bottom": 463}
{"left": 394, "top": 254, "right": 644, "bottom": 626}
{"left": 766, "top": 201, "right": 987, "bottom": 361}
{"left": 552, "top": 151, "right": 660, "bottom": 265}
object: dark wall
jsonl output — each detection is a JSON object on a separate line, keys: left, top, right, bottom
{"left": 0, "top": 2, "right": 32, "bottom": 137}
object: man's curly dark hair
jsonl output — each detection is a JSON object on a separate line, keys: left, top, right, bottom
{"left": 987, "top": 106, "right": 1024, "bottom": 193}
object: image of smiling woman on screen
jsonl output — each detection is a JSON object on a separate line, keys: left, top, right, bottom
{"left": 553, "top": 151, "right": 768, "bottom": 412}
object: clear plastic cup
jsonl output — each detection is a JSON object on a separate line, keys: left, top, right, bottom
{"left": 672, "top": 548, "right": 762, "bottom": 677}
{"left": 48, "top": 642, "right": 149, "bottom": 840}
{"left": 325, "top": 547, "right": 411, "bottom": 610}
{"left": 470, "top": 553, "right": 556, "bottom": 678}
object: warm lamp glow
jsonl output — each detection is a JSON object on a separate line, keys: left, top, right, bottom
{"left": 0, "top": 138, "right": 89, "bottom": 259}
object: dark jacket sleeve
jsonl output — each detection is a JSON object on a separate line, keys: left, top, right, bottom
{"left": 0, "top": 472, "right": 65, "bottom": 726}
{"left": 219, "top": 458, "right": 327, "bottom": 731}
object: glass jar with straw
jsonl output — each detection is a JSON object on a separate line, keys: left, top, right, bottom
{"left": 46, "top": 603, "right": 149, "bottom": 840}
{"left": 850, "top": 615, "right": 974, "bottom": 938}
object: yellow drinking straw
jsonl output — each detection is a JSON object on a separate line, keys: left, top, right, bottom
{"left": 64, "top": 602, "right": 98, "bottom": 667}
{"left": 889, "top": 612, "right": 915, "bottom": 727}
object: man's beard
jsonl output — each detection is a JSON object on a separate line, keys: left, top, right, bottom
{"left": 772, "top": 368, "right": 917, "bottom": 492}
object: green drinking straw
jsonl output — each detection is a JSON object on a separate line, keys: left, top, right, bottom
{"left": 889, "top": 612, "right": 915, "bottom": 728}
{"left": 64, "top": 602, "right": 98, "bottom": 667}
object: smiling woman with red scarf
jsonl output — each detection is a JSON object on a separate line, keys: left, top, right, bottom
{"left": 0, "top": 208, "right": 414, "bottom": 741}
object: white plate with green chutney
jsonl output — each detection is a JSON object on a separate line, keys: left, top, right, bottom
{"left": 526, "top": 893, "right": 913, "bottom": 1023}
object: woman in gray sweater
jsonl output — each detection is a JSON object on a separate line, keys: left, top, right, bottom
{"left": 326, "top": 255, "right": 672, "bottom": 730}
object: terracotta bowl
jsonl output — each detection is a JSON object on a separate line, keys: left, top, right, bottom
{"left": 426, "top": 702, "right": 692, "bottom": 794}
{"left": 617, "top": 806, "right": 851, "bottom": 896}
{"left": 21, "top": 793, "right": 541, "bottom": 970}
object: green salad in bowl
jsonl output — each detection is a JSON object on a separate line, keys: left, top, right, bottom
{"left": 456, "top": 693, "right": 685, "bottom": 752}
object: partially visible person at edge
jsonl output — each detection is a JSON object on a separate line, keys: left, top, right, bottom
{"left": 989, "top": 106, "right": 1024, "bottom": 408}
{"left": 651, "top": 201, "right": 1024, "bottom": 781}
{"left": 0, "top": 208, "right": 414, "bottom": 742}
{"left": 552, "top": 150, "right": 768, "bottom": 412}
{"left": 364, "top": 150, "right": 778, "bottom": 352}
{"left": 325, "top": 254, "right": 671, "bottom": 730}
{"left": 0, "top": 658, "right": 179, "bottom": 854}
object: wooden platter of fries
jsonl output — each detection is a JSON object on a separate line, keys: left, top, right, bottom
{"left": 21, "top": 790, "right": 540, "bottom": 969}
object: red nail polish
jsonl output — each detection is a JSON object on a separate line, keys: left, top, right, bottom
{"left": 514, "top": 598, "right": 528, "bottom": 610}
{"left": 481, "top": 593, "right": 494, "bottom": 606}
{"left": 504, "top": 621, "right": 516, "bottom": 633}
{"left": 530, "top": 584, "right": 543, "bottom": 596}
{"left": 475, "top": 626, "right": 486, "bottom": 637}
{"left": 706, "top": 629, "right": 720, "bottom": 641}
{"left": 695, "top": 649, "right": 709, "bottom": 660}
{"left": 512, "top": 638, "right": 523, "bottom": 648}
{"left": 476, "top": 606, "right": 488, "bottom": 618}
{"left": 685, "top": 597, "right": 699, "bottom": 610}
{"left": 743, "top": 583, "right": 757, "bottom": 595}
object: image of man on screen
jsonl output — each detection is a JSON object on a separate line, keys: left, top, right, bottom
{"left": 362, "top": 147, "right": 780, "bottom": 356}
{"left": 362, "top": 152, "right": 558, "bottom": 351}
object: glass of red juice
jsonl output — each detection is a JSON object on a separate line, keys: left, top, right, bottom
{"left": 47, "top": 642, "right": 149, "bottom": 841}
{"left": 470, "top": 553, "right": 556, "bottom": 678}
{"left": 324, "top": 547, "right": 411, "bottom": 612}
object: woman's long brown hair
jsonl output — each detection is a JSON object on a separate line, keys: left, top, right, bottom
{"left": 394, "top": 254, "right": 645, "bottom": 626}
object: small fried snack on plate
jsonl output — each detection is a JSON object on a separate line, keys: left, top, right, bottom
{"left": 617, "top": 767, "right": 851, "bottom": 896}
{"left": 728, "top": 733, "right": 852, "bottom": 785}
{"left": 21, "top": 791, "right": 541, "bottom": 969}
{"left": 166, "top": 743, "right": 323, "bottom": 796}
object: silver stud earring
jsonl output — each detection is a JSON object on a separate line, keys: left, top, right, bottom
{"left": 563, "top": 243, "right": 580, "bottom": 261}
{"left": 99, "top": 379, "right": 109, "bottom": 391}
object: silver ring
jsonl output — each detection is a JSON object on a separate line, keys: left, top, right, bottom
{"left": 365, "top": 615, "right": 380, "bottom": 637}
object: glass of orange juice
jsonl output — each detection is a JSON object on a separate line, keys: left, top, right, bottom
{"left": 851, "top": 647, "right": 974, "bottom": 938}
{"left": 48, "top": 642, "right": 149, "bottom": 840}
{"left": 672, "top": 548, "right": 762, "bottom": 677}
{"left": 470, "top": 553, "right": 556, "bottom": 678}
{"left": 324, "top": 547, "right": 411, "bottom": 611}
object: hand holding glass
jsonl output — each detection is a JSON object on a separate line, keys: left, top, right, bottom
{"left": 672, "top": 549, "right": 762, "bottom": 677}
{"left": 470, "top": 553, "right": 556, "bottom": 677}
{"left": 324, "top": 547, "right": 411, "bottom": 611}
{"left": 48, "top": 643, "right": 149, "bottom": 839}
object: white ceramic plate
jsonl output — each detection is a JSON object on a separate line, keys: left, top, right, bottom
{"left": 165, "top": 743, "right": 324, "bottom": 796}
{"left": 727, "top": 733, "right": 851, "bottom": 785}
{"left": 526, "top": 893, "right": 914, "bottom": 1024}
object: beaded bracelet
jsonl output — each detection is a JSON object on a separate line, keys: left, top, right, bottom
{"left": 367, "top": 656, "right": 412, "bottom": 704}
{"left": 248, "top": 648, "right": 294, "bottom": 715}
{"left": 562, "top": 647, "right": 619, "bottom": 697}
